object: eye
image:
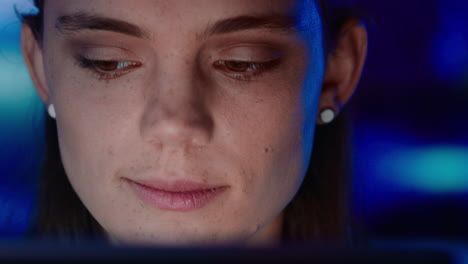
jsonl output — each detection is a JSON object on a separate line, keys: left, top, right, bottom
{"left": 213, "top": 59, "right": 281, "bottom": 81}
{"left": 76, "top": 55, "right": 142, "bottom": 80}
{"left": 224, "top": 61, "right": 253, "bottom": 72}
{"left": 93, "top": 61, "right": 135, "bottom": 71}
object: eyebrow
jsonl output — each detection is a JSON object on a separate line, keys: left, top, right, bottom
{"left": 205, "top": 14, "right": 296, "bottom": 36}
{"left": 56, "top": 13, "right": 150, "bottom": 39}
{"left": 55, "top": 12, "right": 297, "bottom": 40}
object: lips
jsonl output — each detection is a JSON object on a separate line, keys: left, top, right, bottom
{"left": 124, "top": 178, "right": 229, "bottom": 212}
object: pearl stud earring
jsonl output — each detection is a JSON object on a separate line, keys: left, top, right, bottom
{"left": 47, "top": 104, "right": 56, "bottom": 119}
{"left": 320, "top": 108, "right": 335, "bottom": 124}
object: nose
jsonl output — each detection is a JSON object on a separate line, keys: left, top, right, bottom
{"left": 140, "top": 69, "right": 214, "bottom": 149}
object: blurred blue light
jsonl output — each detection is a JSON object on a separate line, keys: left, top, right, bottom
{"left": 432, "top": 29, "right": 468, "bottom": 81}
{"left": 0, "top": 0, "right": 39, "bottom": 121}
{"left": 432, "top": 0, "right": 468, "bottom": 82}
{"left": 377, "top": 145, "right": 468, "bottom": 194}
{"left": 0, "top": 0, "right": 43, "bottom": 236}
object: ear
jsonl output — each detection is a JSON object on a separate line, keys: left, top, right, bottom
{"left": 317, "top": 19, "right": 368, "bottom": 125}
{"left": 21, "top": 23, "right": 50, "bottom": 105}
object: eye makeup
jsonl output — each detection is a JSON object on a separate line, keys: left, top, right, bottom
{"left": 213, "top": 58, "right": 282, "bottom": 81}
{"left": 74, "top": 54, "right": 142, "bottom": 80}
{"left": 68, "top": 33, "right": 293, "bottom": 83}
{"left": 211, "top": 43, "right": 285, "bottom": 82}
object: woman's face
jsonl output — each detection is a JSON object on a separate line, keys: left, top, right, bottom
{"left": 37, "top": 0, "right": 325, "bottom": 246}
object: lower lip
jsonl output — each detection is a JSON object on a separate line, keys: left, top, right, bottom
{"left": 125, "top": 179, "right": 228, "bottom": 212}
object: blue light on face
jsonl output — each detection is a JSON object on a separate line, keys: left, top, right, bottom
{"left": 292, "top": 0, "right": 326, "bottom": 179}
{"left": 377, "top": 145, "right": 468, "bottom": 194}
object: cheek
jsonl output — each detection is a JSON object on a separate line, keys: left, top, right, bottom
{"left": 55, "top": 112, "right": 118, "bottom": 198}
{"left": 216, "top": 74, "right": 308, "bottom": 218}
{"left": 55, "top": 108, "right": 140, "bottom": 236}
{"left": 50, "top": 81, "right": 141, "bottom": 222}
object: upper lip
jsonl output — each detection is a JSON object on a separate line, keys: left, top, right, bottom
{"left": 123, "top": 178, "right": 227, "bottom": 192}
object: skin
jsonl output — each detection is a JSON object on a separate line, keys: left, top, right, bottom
{"left": 21, "top": 0, "right": 367, "bottom": 247}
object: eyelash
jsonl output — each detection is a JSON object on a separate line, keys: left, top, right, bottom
{"left": 75, "top": 55, "right": 141, "bottom": 80}
{"left": 213, "top": 59, "right": 281, "bottom": 81}
{"left": 75, "top": 55, "right": 281, "bottom": 82}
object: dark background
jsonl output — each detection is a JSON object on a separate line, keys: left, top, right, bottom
{"left": 349, "top": 0, "right": 468, "bottom": 241}
{"left": 0, "top": 0, "right": 467, "bottom": 260}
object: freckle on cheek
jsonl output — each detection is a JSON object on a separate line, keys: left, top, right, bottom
{"left": 263, "top": 146, "right": 274, "bottom": 154}
{"left": 108, "top": 146, "right": 114, "bottom": 156}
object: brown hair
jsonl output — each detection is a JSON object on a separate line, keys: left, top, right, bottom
{"left": 21, "top": 0, "right": 367, "bottom": 245}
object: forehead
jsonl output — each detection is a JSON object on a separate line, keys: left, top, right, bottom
{"left": 46, "top": 0, "right": 296, "bottom": 16}
{"left": 43, "top": 0, "right": 322, "bottom": 37}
